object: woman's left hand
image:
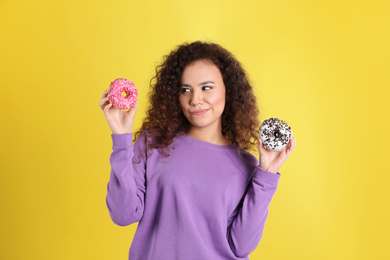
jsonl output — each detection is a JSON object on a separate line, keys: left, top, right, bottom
{"left": 258, "top": 133, "right": 297, "bottom": 174}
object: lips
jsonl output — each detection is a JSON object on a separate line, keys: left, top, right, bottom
{"left": 191, "top": 109, "right": 209, "bottom": 116}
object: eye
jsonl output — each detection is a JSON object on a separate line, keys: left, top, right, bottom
{"left": 202, "top": 86, "right": 212, "bottom": 90}
{"left": 180, "top": 87, "right": 191, "bottom": 93}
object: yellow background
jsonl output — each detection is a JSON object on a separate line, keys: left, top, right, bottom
{"left": 1, "top": 0, "right": 389, "bottom": 259}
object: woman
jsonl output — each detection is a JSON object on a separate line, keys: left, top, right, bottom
{"left": 99, "top": 41, "right": 296, "bottom": 260}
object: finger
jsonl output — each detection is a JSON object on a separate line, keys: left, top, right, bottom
{"left": 286, "top": 137, "right": 296, "bottom": 156}
{"left": 99, "top": 95, "right": 109, "bottom": 104}
{"left": 99, "top": 96, "right": 110, "bottom": 110}
{"left": 292, "top": 136, "right": 297, "bottom": 149}
{"left": 103, "top": 102, "right": 113, "bottom": 113}
{"left": 258, "top": 138, "right": 268, "bottom": 154}
{"left": 101, "top": 89, "right": 109, "bottom": 99}
{"left": 127, "top": 103, "right": 138, "bottom": 116}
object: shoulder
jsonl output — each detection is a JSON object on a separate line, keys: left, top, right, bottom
{"left": 226, "top": 148, "right": 259, "bottom": 179}
{"left": 133, "top": 130, "right": 184, "bottom": 155}
{"left": 239, "top": 149, "right": 259, "bottom": 166}
{"left": 133, "top": 131, "right": 149, "bottom": 152}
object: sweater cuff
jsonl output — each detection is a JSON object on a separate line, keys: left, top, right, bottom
{"left": 111, "top": 133, "right": 133, "bottom": 148}
{"left": 253, "top": 167, "right": 281, "bottom": 185}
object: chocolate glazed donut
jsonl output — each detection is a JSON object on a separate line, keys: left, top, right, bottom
{"left": 259, "top": 118, "right": 292, "bottom": 151}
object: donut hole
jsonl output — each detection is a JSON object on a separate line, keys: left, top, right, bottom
{"left": 121, "top": 91, "right": 127, "bottom": 97}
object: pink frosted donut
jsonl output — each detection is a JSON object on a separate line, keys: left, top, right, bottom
{"left": 108, "top": 78, "right": 138, "bottom": 110}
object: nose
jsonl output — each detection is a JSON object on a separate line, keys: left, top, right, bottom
{"left": 190, "top": 89, "right": 203, "bottom": 106}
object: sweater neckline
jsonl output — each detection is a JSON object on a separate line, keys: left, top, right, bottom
{"left": 181, "top": 133, "right": 238, "bottom": 150}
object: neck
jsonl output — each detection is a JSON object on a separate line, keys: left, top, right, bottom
{"left": 186, "top": 124, "right": 231, "bottom": 146}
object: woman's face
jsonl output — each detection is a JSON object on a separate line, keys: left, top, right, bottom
{"left": 179, "top": 60, "right": 226, "bottom": 132}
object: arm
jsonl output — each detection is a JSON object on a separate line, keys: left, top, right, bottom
{"left": 106, "top": 133, "right": 146, "bottom": 226}
{"left": 99, "top": 89, "right": 144, "bottom": 226}
{"left": 226, "top": 167, "right": 280, "bottom": 257}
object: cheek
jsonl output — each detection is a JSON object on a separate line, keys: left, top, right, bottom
{"left": 210, "top": 92, "right": 226, "bottom": 109}
{"left": 178, "top": 96, "right": 188, "bottom": 112}
{"left": 178, "top": 96, "right": 184, "bottom": 108}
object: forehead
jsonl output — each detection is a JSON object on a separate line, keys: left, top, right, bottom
{"left": 181, "top": 60, "right": 222, "bottom": 82}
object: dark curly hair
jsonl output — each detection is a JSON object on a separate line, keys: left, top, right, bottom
{"left": 135, "top": 41, "right": 260, "bottom": 157}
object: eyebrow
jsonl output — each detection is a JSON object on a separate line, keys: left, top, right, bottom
{"left": 181, "top": 81, "right": 216, "bottom": 87}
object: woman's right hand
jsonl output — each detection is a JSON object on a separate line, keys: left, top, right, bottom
{"left": 99, "top": 89, "right": 138, "bottom": 135}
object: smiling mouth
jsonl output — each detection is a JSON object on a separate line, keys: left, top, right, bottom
{"left": 191, "top": 109, "right": 209, "bottom": 116}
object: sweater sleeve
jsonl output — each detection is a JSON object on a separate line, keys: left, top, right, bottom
{"left": 226, "top": 167, "right": 280, "bottom": 257}
{"left": 106, "top": 133, "right": 147, "bottom": 226}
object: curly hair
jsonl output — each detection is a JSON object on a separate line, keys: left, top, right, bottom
{"left": 135, "top": 41, "right": 260, "bottom": 157}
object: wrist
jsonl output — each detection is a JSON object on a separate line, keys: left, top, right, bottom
{"left": 258, "top": 165, "right": 278, "bottom": 174}
{"left": 113, "top": 131, "right": 132, "bottom": 135}
{"left": 112, "top": 127, "right": 132, "bottom": 135}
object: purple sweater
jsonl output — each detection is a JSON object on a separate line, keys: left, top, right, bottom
{"left": 106, "top": 132, "right": 280, "bottom": 260}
